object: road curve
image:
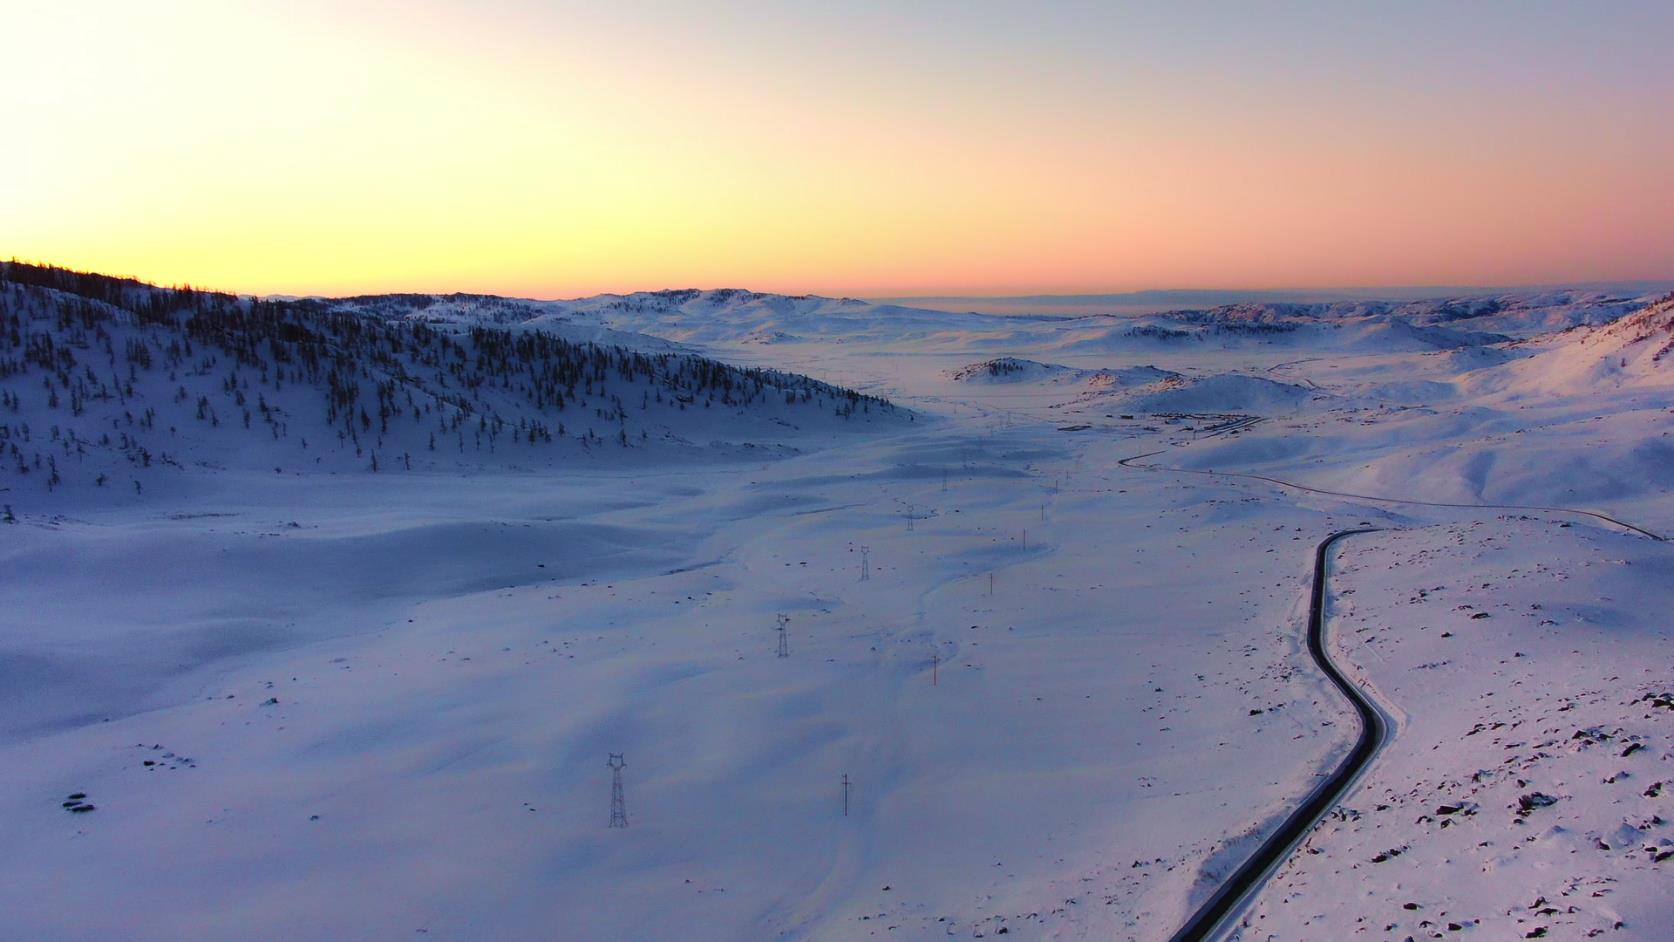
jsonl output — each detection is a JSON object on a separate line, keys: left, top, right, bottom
{"left": 1122, "top": 443, "right": 1666, "bottom": 940}
{"left": 1165, "top": 529, "right": 1389, "bottom": 942}
{"left": 1118, "top": 451, "right": 1666, "bottom": 542}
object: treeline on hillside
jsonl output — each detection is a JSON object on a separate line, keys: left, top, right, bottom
{"left": 0, "top": 261, "right": 901, "bottom": 495}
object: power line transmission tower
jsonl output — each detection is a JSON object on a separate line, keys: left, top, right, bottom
{"left": 776, "top": 613, "right": 790, "bottom": 658}
{"left": 859, "top": 545, "right": 870, "bottom": 581}
{"left": 607, "top": 754, "right": 628, "bottom": 828}
{"left": 906, "top": 505, "right": 914, "bottom": 531}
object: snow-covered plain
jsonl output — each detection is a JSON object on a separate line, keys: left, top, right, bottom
{"left": 3, "top": 271, "right": 1671, "bottom": 940}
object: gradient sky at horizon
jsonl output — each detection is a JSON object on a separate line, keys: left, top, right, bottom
{"left": 6, "top": 1, "right": 1673, "bottom": 298}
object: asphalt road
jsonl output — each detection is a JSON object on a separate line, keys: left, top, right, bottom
{"left": 1119, "top": 446, "right": 1667, "bottom": 940}
{"left": 1165, "top": 528, "right": 1390, "bottom": 942}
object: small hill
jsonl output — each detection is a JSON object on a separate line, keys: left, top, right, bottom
{"left": 1053, "top": 366, "right": 1312, "bottom": 413}
{"left": 947, "top": 358, "right": 1075, "bottom": 383}
{"left": 1084, "top": 365, "right": 1180, "bottom": 389}
{"left": 1124, "top": 373, "right": 1316, "bottom": 412}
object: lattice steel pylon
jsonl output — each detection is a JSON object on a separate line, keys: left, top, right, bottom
{"left": 607, "top": 753, "right": 628, "bottom": 828}
{"left": 776, "top": 614, "right": 790, "bottom": 658}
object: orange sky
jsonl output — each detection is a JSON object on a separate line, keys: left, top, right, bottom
{"left": 6, "top": 1, "right": 1673, "bottom": 298}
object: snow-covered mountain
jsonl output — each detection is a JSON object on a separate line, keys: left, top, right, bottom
{"left": 0, "top": 264, "right": 908, "bottom": 502}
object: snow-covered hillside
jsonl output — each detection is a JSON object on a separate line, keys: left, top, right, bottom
{"left": 1241, "top": 520, "right": 1674, "bottom": 940}
{"left": 623, "top": 289, "right": 1654, "bottom": 358}
{"left": 304, "top": 284, "right": 1671, "bottom": 366}
{"left": 946, "top": 357, "right": 1077, "bottom": 384}
{"left": 1488, "top": 292, "right": 1674, "bottom": 396}
{"left": 0, "top": 264, "right": 908, "bottom": 503}
{"left": 944, "top": 358, "right": 1314, "bottom": 415}
{"left": 403, "top": 287, "right": 1032, "bottom": 347}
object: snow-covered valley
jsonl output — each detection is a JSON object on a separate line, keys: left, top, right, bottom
{"left": 3, "top": 267, "right": 1671, "bottom": 940}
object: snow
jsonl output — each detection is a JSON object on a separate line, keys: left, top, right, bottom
{"left": 1121, "top": 374, "right": 1316, "bottom": 414}
{"left": 1238, "top": 521, "right": 1674, "bottom": 940}
{"left": 3, "top": 267, "right": 1672, "bottom": 940}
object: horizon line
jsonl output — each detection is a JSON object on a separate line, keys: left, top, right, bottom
{"left": 8, "top": 258, "right": 1673, "bottom": 308}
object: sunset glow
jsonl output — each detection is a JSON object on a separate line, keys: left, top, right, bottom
{"left": 7, "top": 1, "right": 1673, "bottom": 297}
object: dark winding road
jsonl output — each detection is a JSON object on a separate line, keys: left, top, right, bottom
{"left": 1115, "top": 447, "right": 1667, "bottom": 940}
{"left": 1165, "top": 528, "right": 1389, "bottom": 942}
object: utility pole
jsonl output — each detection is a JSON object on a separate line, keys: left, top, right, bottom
{"left": 906, "top": 505, "right": 914, "bottom": 532}
{"left": 988, "top": 572, "right": 994, "bottom": 596}
{"left": 842, "top": 773, "right": 850, "bottom": 817}
{"left": 776, "top": 613, "right": 790, "bottom": 658}
{"left": 860, "top": 545, "right": 870, "bottom": 582}
{"left": 1021, "top": 528, "right": 1027, "bottom": 550}
{"left": 932, "top": 651, "right": 939, "bottom": 686}
{"left": 607, "top": 754, "right": 628, "bottom": 829}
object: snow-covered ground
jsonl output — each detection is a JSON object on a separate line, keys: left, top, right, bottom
{"left": 3, "top": 270, "right": 1671, "bottom": 940}
{"left": 1240, "top": 520, "right": 1674, "bottom": 940}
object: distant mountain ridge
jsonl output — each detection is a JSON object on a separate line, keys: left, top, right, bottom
{"left": 879, "top": 283, "right": 1674, "bottom": 316}
{"left": 341, "top": 284, "right": 1666, "bottom": 355}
